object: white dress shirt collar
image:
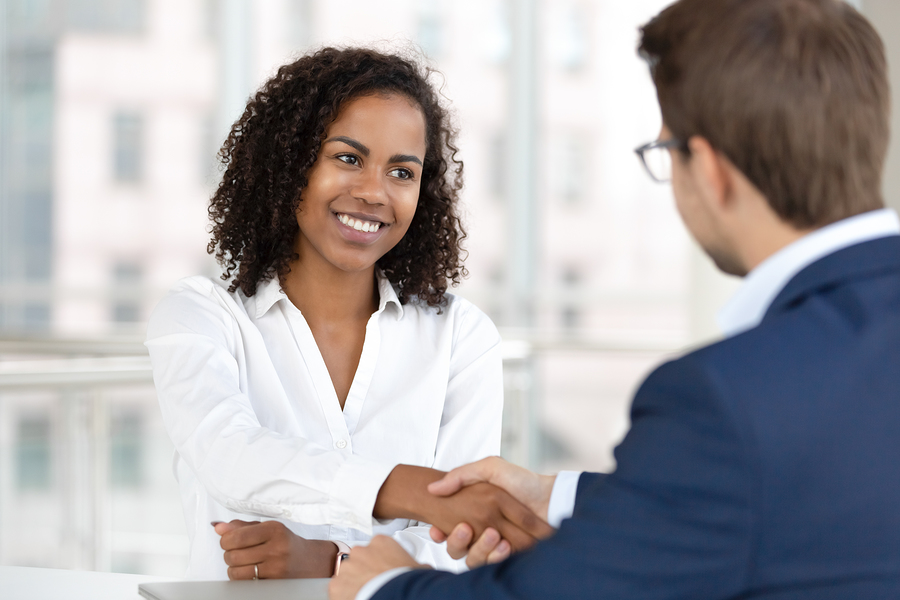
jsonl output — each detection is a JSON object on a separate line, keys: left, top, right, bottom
{"left": 717, "top": 208, "right": 900, "bottom": 337}
{"left": 248, "top": 269, "right": 404, "bottom": 320}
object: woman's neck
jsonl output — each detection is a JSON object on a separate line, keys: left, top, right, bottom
{"left": 281, "top": 258, "right": 379, "bottom": 324}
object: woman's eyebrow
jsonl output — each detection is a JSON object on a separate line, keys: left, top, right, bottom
{"left": 389, "top": 153, "right": 423, "bottom": 166}
{"left": 325, "top": 136, "right": 369, "bottom": 156}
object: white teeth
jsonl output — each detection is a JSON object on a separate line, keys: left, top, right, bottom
{"left": 338, "top": 213, "right": 381, "bottom": 233}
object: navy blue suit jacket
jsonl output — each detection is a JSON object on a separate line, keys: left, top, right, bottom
{"left": 375, "top": 236, "right": 900, "bottom": 599}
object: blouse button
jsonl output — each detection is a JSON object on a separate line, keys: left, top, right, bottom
{"left": 336, "top": 439, "right": 348, "bottom": 449}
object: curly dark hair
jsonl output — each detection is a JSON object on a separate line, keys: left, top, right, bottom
{"left": 208, "top": 47, "right": 467, "bottom": 307}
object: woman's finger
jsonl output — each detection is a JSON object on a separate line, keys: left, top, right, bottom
{"left": 222, "top": 544, "right": 268, "bottom": 568}
{"left": 214, "top": 519, "right": 258, "bottom": 536}
{"left": 226, "top": 562, "right": 264, "bottom": 580}
{"left": 220, "top": 521, "right": 280, "bottom": 551}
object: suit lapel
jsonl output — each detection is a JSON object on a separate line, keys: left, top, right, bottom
{"left": 762, "top": 235, "right": 900, "bottom": 323}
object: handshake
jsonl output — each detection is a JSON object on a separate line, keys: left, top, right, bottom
{"left": 330, "top": 457, "right": 556, "bottom": 600}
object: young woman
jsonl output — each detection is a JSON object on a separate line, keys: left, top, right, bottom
{"left": 146, "top": 48, "right": 547, "bottom": 581}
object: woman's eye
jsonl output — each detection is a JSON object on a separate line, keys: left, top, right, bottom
{"left": 389, "top": 167, "right": 414, "bottom": 180}
{"left": 336, "top": 154, "right": 359, "bottom": 166}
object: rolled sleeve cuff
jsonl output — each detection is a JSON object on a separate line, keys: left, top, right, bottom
{"left": 355, "top": 567, "right": 413, "bottom": 600}
{"left": 547, "top": 470, "right": 582, "bottom": 528}
{"left": 327, "top": 456, "right": 397, "bottom": 535}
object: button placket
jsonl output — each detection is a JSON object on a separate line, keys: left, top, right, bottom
{"left": 282, "top": 306, "right": 353, "bottom": 450}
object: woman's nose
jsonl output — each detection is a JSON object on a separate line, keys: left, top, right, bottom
{"left": 350, "top": 168, "right": 387, "bottom": 205}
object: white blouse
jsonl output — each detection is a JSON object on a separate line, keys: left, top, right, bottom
{"left": 145, "top": 273, "right": 503, "bottom": 579}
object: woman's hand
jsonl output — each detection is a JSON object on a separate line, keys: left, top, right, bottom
{"left": 373, "top": 465, "right": 554, "bottom": 554}
{"left": 214, "top": 520, "right": 338, "bottom": 579}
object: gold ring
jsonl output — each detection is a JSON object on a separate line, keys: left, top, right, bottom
{"left": 253, "top": 564, "right": 259, "bottom": 580}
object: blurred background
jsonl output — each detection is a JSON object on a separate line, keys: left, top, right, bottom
{"left": 1, "top": 0, "right": 897, "bottom": 578}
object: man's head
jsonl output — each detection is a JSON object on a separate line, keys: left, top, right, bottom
{"left": 640, "top": 0, "right": 890, "bottom": 234}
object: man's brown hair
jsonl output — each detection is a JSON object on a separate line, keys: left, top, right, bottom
{"left": 640, "top": 0, "right": 890, "bottom": 228}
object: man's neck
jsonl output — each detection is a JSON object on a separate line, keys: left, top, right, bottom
{"left": 739, "top": 221, "right": 814, "bottom": 274}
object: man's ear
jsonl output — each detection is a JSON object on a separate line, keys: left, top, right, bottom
{"left": 686, "top": 136, "right": 734, "bottom": 212}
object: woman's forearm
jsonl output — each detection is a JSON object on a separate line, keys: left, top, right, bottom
{"left": 373, "top": 464, "right": 445, "bottom": 522}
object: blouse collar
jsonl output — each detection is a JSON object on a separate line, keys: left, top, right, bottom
{"left": 248, "top": 270, "right": 404, "bottom": 320}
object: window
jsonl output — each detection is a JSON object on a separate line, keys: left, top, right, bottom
{"left": 488, "top": 133, "right": 508, "bottom": 199}
{"left": 112, "top": 262, "right": 142, "bottom": 324}
{"left": 66, "top": 0, "right": 144, "bottom": 34}
{"left": 113, "top": 112, "right": 144, "bottom": 183}
{"left": 483, "top": 0, "right": 511, "bottom": 65}
{"left": 199, "top": 114, "right": 218, "bottom": 184}
{"left": 285, "top": 0, "right": 313, "bottom": 48}
{"left": 417, "top": 0, "right": 443, "bottom": 59}
{"left": 23, "top": 303, "right": 51, "bottom": 330}
{"left": 110, "top": 411, "right": 143, "bottom": 489}
{"left": 556, "top": 134, "right": 586, "bottom": 204}
{"left": 16, "top": 415, "right": 52, "bottom": 491}
{"left": 0, "top": 47, "right": 54, "bottom": 332}
{"left": 549, "top": 2, "right": 588, "bottom": 72}
{"left": 560, "top": 266, "right": 582, "bottom": 330}
{"left": 202, "top": 0, "right": 219, "bottom": 41}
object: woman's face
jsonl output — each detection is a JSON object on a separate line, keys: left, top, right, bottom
{"left": 294, "top": 93, "right": 427, "bottom": 275}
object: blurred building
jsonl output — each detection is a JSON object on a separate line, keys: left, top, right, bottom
{"left": 2, "top": 0, "right": 838, "bottom": 576}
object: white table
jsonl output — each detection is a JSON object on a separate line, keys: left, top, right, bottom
{"left": 0, "top": 566, "right": 173, "bottom": 600}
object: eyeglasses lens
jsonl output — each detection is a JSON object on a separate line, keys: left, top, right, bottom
{"left": 645, "top": 146, "right": 672, "bottom": 182}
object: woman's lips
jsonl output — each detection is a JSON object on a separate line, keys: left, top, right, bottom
{"left": 333, "top": 212, "right": 387, "bottom": 242}
{"left": 336, "top": 212, "right": 384, "bottom": 233}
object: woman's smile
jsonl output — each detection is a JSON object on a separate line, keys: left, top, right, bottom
{"left": 334, "top": 211, "right": 386, "bottom": 238}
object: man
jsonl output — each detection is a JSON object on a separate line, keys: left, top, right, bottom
{"left": 332, "top": 0, "right": 900, "bottom": 598}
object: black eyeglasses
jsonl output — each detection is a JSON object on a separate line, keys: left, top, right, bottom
{"left": 634, "top": 138, "right": 685, "bottom": 183}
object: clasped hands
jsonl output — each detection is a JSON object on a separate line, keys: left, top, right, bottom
{"left": 330, "top": 458, "right": 555, "bottom": 600}
{"left": 213, "top": 459, "right": 553, "bottom": 596}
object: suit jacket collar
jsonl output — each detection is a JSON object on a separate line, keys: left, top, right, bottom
{"left": 762, "top": 235, "right": 900, "bottom": 322}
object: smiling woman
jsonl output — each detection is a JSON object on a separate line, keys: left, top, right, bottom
{"left": 144, "top": 47, "right": 550, "bottom": 582}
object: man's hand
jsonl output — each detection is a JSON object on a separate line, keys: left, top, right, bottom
{"left": 430, "top": 523, "right": 511, "bottom": 568}
{"left": 214, "top": 520, "right": 338, "bottom": 579}
{"left": 329, "top": 535, "right": 427, "bottom": 600}
{"left": 427, "top": 456, "right": 557, "bottom": 522}
{"left": 374, "top": 465, "right": 554, "bottom": 554}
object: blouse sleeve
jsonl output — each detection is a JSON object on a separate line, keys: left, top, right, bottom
{"left": 145, "top": 277, "right": 394, "bottom": 534}
{"left": 433, "top": 299, "right": 504, "bottom": 469}
{"left": 390, "top": 298, "right": 505, "bottom": 570}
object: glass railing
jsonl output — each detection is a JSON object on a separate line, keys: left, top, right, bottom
{"left": 0, "top": 333, "right": 680, "bottom": 576}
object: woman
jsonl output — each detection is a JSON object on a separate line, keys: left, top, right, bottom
{"left": 146, "top": 47, "right": 541, "bottom": 581}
